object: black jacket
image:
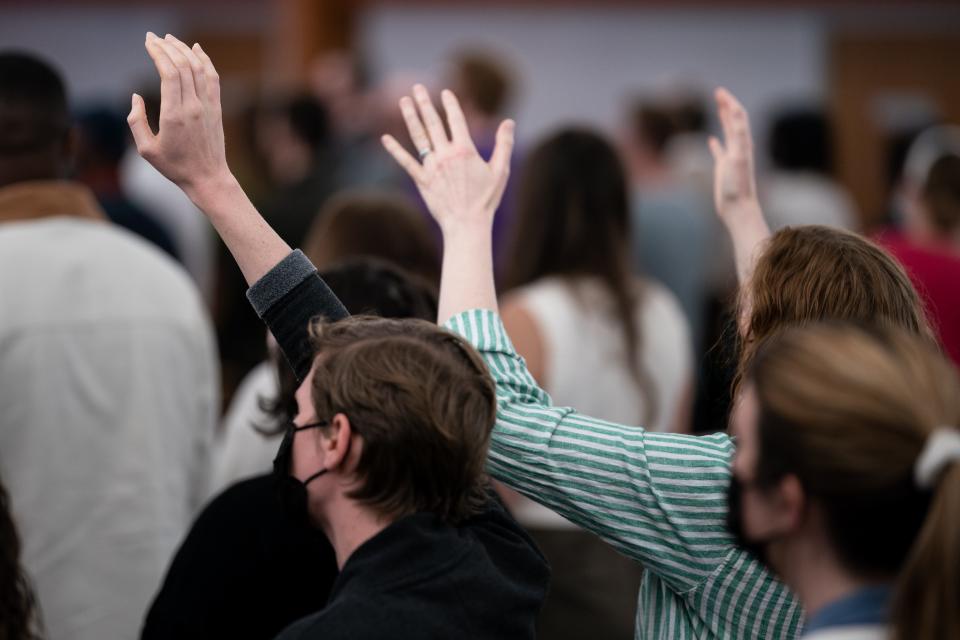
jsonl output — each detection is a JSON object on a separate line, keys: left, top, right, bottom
{"left": 141, "top": 474, "right": 338, "bottom": 640}
{"left": 143, "top": 251, "right": 548, "bottom": 639}
{"left": 247, "top": 250, "right": 549, "bottom": 639}
{"left": 277, "top": 500, "right": 549, "bottom": 640}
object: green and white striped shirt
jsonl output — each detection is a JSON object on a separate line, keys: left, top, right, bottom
{"left": 446, "top": 309, "right": 804, "bottom": 640}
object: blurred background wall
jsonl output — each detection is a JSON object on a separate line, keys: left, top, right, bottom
{"left": 1, "top": 0, "right": 957, "bottom": 227}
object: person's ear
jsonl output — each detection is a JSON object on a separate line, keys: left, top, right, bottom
{"left": 770, "top": 473, "right": 806, "bottom": 533}
{"left": 320, "top": 412, "right": 356, "bottom": 471}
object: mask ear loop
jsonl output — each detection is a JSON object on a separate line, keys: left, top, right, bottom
{"left": 304, "top": 417, "right": 355, "bottom": 486}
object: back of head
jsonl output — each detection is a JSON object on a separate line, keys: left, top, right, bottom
{"left": 629, "top": 100, "right": 679, "bottom": 159}
{"left": 738, "top": 225, "right": 932, "bottom": 389}
{"left": 75, "top": 107, "right": 130, "bottom": 170}
{"left": 769, "top": 109, "right": 833, "bottom": 175}
{"left": 272, "top": 93, "right": 330, "bottom": 155}
{"left": 505, "top": 127, "right": 658, "bottom": 421}
{"left": 921, "top": 153, "right": 960, "bottom": 236}
{"left": 749, "top": 324, "right": 960, "bottom": 640}
{"left": 902, "top": 125, "right": 960, "bottom": 190}
{"left": 308, "top": 316, "right": 496, "bottom": 524}
{"left": 0, "top": 51, "right": 70, "bottom": 186}
{"left": 303, "top": 190, "right": 440, "bottom": 286}
{"left": 450, "top": 50, "right": 513, "bottom": 118}
{"left": 261, "top": 258, "right": 438, "bottom": 433}
{"left": 505, "top": 127, "right": 631, "bottom": 290}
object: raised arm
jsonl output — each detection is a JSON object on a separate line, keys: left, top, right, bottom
{"left": 127, "top": 33, "right": 289, "bottom": 286}
{"left": 381, "top": 85, "right": 513, "bottom": 324}
{"left": 708, "top": 88, "right": 771, "bottom": 287}
{"left": 128, "top": 33, "right": 346, "bottom": 381}
{"left": 381, "top": 86, "right": 740, "bottom": 595}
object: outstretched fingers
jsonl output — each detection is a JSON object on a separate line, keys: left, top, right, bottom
{"left": 489, "top": 119, "right": 515, "bottom": 189}
{"left": 160, "top": 35, "right": 199, "bottom": 113}
{"left": 716, "top": 87, "right": 751, "bottom": 154}
{"left": 165, "top": 35, "right": 207, "bottom": 108}
{"left": 381, "top": 134, "right": 424, "bottom": 183}
{"left": 145, "top": 33, "right": 181, "bottom": 114}
{"left": 191, "top": 43, "right": 222, "bottom": 112}
{"left": 413, "top": 84, "right": 449, "bottom": 150}
{"left": 399, "top": 96, "right": 432, "bottom": 157}
{"left": 440, "top": 90, "right": 473, "bottom": 148}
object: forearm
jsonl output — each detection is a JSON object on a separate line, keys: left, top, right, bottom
{"left": 438, "top": 222, "right": 499, "bottom": 325}
{"left": 724, "top": 201, "right": 771, "bottom": 286}
{"left": 188, "top": 173, "right": 292, "bottom": 287}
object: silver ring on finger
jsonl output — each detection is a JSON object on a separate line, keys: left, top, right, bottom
{"left": 418, "top": 147, "right": 432, "bottom": 161}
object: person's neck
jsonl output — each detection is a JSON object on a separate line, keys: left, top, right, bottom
{"left": 774, "top": 533, "right": 876, "bottom": 620}
{"left": 320, "top": 498, "right": 395, "bottom": 570}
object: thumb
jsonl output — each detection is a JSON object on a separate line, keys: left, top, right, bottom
{"left": 489, "top": 119, "right": 515, "bottom": 181}
{"left": 127, "top": 93, "right": 156, "bottom": 158}
{"left": 708, "top": 136, "right": 724, "bottom": 162}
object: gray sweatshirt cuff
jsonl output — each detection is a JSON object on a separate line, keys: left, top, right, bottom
{"left": 245, "top": 249, "right": 317, "bottom": 317}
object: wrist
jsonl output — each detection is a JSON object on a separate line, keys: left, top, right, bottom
{"left": 183, "top": 169, "right": 240, "bottom": 215}
{"left": 439, "top": 215, "right": 494, "bottom": 242}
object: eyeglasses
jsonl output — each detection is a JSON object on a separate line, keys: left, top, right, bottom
{"left": 272, "top": 419, "right": 329, "bottom": 477}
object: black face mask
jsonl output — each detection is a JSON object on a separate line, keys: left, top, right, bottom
{"left": 726, "top": 475, "right": 773, "bottom": 568}
{"left": 273, "top": 420, "right": 329, "bottom": 527}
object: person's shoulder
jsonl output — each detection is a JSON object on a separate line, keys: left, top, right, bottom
{"left": 275, "top": 597, "right": 395, "bottom": 640}
{"left": 637, "top": 278, "right": 689, "bottom": 328}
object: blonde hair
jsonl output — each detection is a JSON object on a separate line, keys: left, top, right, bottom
{"left": 750, "top": 324, "right": 960, "bottom": 640}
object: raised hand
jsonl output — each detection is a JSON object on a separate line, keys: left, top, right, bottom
{"left": 127, "top": 33, "right": 230, "bottom": 202}
{"left": 381, "top": 85, "right": 514, "bottom": 233}
{"left": 127, "top": 32, "right": 290, "bottom": 285}
{"left": 708, "top": 88, "right": 760, "bottom": 222}
{"left": 707, "top": 87, "right": 770, "bottom": 285}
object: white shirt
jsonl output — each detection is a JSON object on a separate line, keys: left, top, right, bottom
{"left": 761, "top": 172, "right": 858, "bottom": 231}
{"left": 0, "top": 216, "right": 218, "bottom": 640}
{"left": 509, "top": 276, "right": 693, "bottom": 528}
{"left": 804, "top": 626, "right": 888, "bottom": 640}
{"left": 208, "top": 360, "right": 282, "bottom": 498}
{"left": 121, "top": 150, "right": 216, "bottom": 303}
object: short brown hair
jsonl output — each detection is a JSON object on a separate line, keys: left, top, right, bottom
{"left": 736, "top": 225, "right": 933, "bottom": 391}
{"left": 922, "top": 153, "right": 960, "bottom": 235}
{"left": 749, "top": 324, "right": 960, "bottom": 640}
{"left": 451, "top": 50, "right": 513, "bottom": 117}
{"left": 307, "top": 316, "right": 496, "bottom": 524}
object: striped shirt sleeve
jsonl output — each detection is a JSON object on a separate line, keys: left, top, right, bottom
{"left": 445, "top": 308, "right": 737, "bottom": 595}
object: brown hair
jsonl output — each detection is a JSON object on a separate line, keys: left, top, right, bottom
{"left": 307, "top": 316, "right": 496, "bottom": 524}
{"left": 303, "top": 190, "right": 441, "bottom": 287}
{"left": 735, "top": 225, "right": 933, "bottom": 392}
{"left": 749, "top": 324, "right": 960, "bottom": 640}
{"left": 502, "top": 128, "right": 657, "bottom": 425}
{"left": 451, "top": 50, "right": 513, "bottom": 117}
{"left": 0, "top": 475, "right": 40, "bottom": 640}
{"left": 922, "top": 154, "right": 960, "bottom": 235}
